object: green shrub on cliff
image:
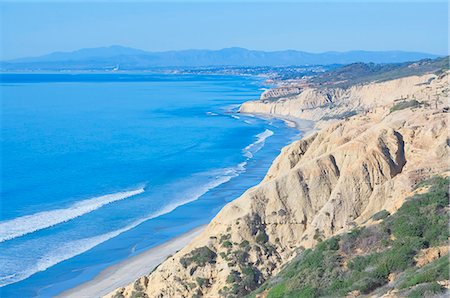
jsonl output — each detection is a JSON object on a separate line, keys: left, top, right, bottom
{"left": 222, "top": 240, "right": 233, "bottom": 248}
{"left": 406, "top": 282, "right": 445, "bottom": 298}
{"left": 390, "top": 99, "right": 421, "bottom": 112}
{"left": 129, "top": 291, "right": 148, "bottom": 298}
{"left": 371, "top": 210, "right": 390, "bottom": 221}
{"left": 179, "top": 246, "right": 217, "bottom": 268}
{"left": 399, "top": 255, "right": 449, "bottom": 290}
{"left": 255, "top": 231, "right": 269, "bottom": 244}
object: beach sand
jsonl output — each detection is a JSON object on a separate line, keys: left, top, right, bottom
{"left": 239, "top": 111, "right": 316, "bottom": 136}
{"left": 58, "top": 225, "right": 206, "bottom": 298}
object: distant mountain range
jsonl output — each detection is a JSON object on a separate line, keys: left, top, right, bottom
{"left": 1, "top": 46, "right": 441, "bottom": 71}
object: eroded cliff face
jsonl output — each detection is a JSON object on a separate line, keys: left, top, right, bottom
{"left": 240, "top": 74, "right": 441, "bottom": 125}
{"left": 107, "top": 73, "right": 449, "bottom": 298}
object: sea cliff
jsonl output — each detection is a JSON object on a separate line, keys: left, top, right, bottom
{"left": 106, "top": 71, "right": 449, "bottom": 298}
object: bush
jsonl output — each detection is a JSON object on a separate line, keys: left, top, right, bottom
{"left": 372, "top": 210, "right": 390, "bottom": 221}
{"left": 355, "top": 275, "right": 387, "bottom": 294}
{"left": 226, "top": 270, "right": 241, "bottom": 284}
{"left": 233, "top": 250, "right": 249, "bottom": 264}
{"left": 256, "top": 231, "right": 269, "bottom": 244}
{"left": 348, "top": 254, "right": 379, "bottom": 271}
{"left": 222, "top": 240, "right": 233, "bottom": 248}
{"left": 223, "top": 266, "right": 262, "bottom": 296}
{"left": 325, "top": 237, "right": 340, "bottom": 251}
{"left": 390, "top": 100, "right": 420, "bottom": 112}
{"left": 188, "top": 282, "right": 197, "bottom": 289}
{"left": 241, "top": 266, "right": 262, "bottom": 292}
{"left": 287, "top": 286, "right": 317, "bottom": 298}
{"left": 340, "top": 227, "right": 365, "bottom": 254}
{"left": 406, "top": 282, "right": 445, "bottom": 298}
{"left": 300, "top": 248, "right": 325, "bottom": 269}
{"left": 179, "top": 246, "right": 217, "bottom": 268}
{"left": 267, "top": 283, "right": 286, "bottom": 298}
{"left": 321, "top": 110, "right": 357, "bottom": 121}
{"left": 313, "top": 228, "right": 323, "bottom": 242}
{"left": 239, "top": 240, "right": 250, "bottom": 248}
{"left": 220, "top": 234, "right": 231, "bottom": 242}
{"left": 130, "top": 291, "right": 148, "bottom": 298}
{"left": 399, "top": 255, "right": 449, "bottom": 289}
{"left": 385, "top": 176, "right": 449, "bottom": 246}
{"left": 196, "top": 277, "right": 208, "bottom": 288}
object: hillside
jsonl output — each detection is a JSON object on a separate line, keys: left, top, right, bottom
{"left": 240, "top": 58, "right": 449, "bottom": 124}
{"left": 0, "top": 46, "right": 440, "bottom": 71}
{"left": 310, "top": 56, "right": 449, "bottom": 88}
{"left": 249, "top": 175, "right": 449, "bottom": 298}
{"left": 106, "top": 70, "right": 449, "bottom": 298}
{"left": 254, "top": 56, "right": 449, "bottom": 101}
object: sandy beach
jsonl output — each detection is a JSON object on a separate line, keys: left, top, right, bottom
{"left": 58, "top": 225, "right": 206, "bottom": 298}
{"left": 240, "top": 111, "right": 316, "bottom": 135}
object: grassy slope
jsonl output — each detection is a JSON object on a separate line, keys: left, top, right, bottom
{"left": 311, "top": 56, "right": 449, "bottom": 88}
{"left": 248, "top": 176, "right": 449, "bottom": 298}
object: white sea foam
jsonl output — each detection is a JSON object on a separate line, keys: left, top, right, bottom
{"left": 206, "top": 111, "right": 218, "bottom": 116}
{"left": 0, "top": 163, "right": 247, "bottom": 287}
{"left": 243, "top": 129, "right": 274, "bottom": 158}
{"left": 230, "top": 115, "right": 240, "bottom": 120}
{"left": 0, "top": 188, "right": 145, "bottom": 243}
{"left": 1, "top": 130, "right": 274, "bottom": 286}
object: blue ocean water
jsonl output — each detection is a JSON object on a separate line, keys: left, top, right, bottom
{"left": 0, "top": 73, "right": 300, "bottom": 297}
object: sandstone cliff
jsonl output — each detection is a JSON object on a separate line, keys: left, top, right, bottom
{"left": 260, "top": 86, "right": 303, "bottom": 100}
{"left": 240, "top": 74, "right": 443, "bottom": 126}
{"left": 107, "top": 72, "right": 449, "bottom": 298}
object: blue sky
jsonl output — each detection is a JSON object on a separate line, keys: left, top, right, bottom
{"left": 0, "top": 1, "right": 448, "bottom": 60}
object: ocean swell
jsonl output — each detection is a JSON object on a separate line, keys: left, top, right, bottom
{"left": 1, "top": 129, "right": 274, "bottom": 286}
{"left": 0, "top": 163, "right": 247, "bottom": 287}
{"left": 0, "top": 188, "right": 145, "bottom": 243}
{"left": 243, "top": 129, "right": 274, "bottom": 158}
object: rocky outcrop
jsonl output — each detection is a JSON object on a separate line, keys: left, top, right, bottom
{"left": 240, "top": 74, "right": 445, "bottom": 125}
{"left": 414, "top": 246, "right": 449, "bottom": 268}
{"left": 106, "top": 72, "right": 449, "bottom": 298}
{"left": 260, "top": 86, "right": 303, "bottom": 100}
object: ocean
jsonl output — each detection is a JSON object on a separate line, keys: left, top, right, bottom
{"left": 0, "top": 73, "right": 300, "bottom": 297}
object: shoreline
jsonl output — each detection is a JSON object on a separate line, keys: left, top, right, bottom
{"left": 58, "top": 225, "right": 206, "bottom": 298}
{"left": 57, "top": 106, "right": 310, "bottom": 298}
{"left": 239, "top": 110, "right": 316, "bottom": 135}
{"left": 55, "top": 69, "right": 449, "bottom": 298}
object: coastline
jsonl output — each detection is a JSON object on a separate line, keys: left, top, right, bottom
{"left": 2, "top": 74, "right": 290, "bottom": 296}
{"left": 55, "top": 111, "right": 308, "bottom": 298}
{"left": 58, "top": 225, "right": 206, "bottom": 298}
{"left": 46, "top": 69, "right": 448, "bottom": 298}
{"left": 239, "top": 110, "right": 316, "bottom": 135}
{"left": 103, "top": 71, "right": 449, "bottom": 297}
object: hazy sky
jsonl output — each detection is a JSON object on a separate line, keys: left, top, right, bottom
{"left": 1, "top": 1, "right": 448, "bottom": 60}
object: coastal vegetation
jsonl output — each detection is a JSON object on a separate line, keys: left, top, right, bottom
{"left": 311, "top": 56, "right": 449, "bottom": 88}
{"left": 390, "top": 100, "right": 421, "bottom": 113}
{"left": 321, "top": 110, "right": 357, "bottom": 120}
{"left": 179, "top": 246, "right": 217, "bottom": 268}
{"left": 248, "top": 176, "right": 449, "bottom": 298}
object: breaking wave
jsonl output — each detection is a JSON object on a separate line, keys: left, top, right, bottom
{"left": 0, "top": 188, "right": 145, "bottom": 243}
{"left": 242, "top": 129, "right": 274, "bottom": 159}
{"left": 0, "top": 163, "right": 247, "bottom": 287}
